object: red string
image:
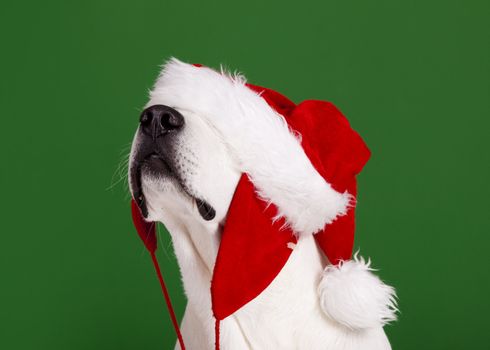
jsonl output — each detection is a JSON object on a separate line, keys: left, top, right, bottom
{"left": 150, "top": 251, "right": 186, "bottom": 350}
{"left": 215, "top": 319, "right": 221, "bottom": 350}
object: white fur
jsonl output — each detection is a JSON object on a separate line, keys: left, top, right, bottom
{"left": 318, "top": 255, "right": 398, "bottom": 330}
{"left": 129, "top": 58, "right": 397, "bottom": 349}
{"left": 146, "top": 58, "right": 351, "bottom": 236}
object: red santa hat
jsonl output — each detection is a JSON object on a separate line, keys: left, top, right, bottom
{"left": 131, "top": 59, "right": 397, "bottom": 349}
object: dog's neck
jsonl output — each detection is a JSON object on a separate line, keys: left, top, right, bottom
{"left": 162, "top": 210, "right": 221, "bottom": 277}
{"left": 144, "top": 180, "right": 222, "bottom": 274}
{"left": 145, "top": 182, "right": 223, "bottom": 314}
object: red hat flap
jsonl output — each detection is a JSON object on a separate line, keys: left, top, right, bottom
{"left": 211, "top": 174, "right": 297, "bottom": 320}
{"left": 131, "top": 199, "right": 157, "bottom": 253}
{"left": 211, "top": 85, "right": 298, "bottom": 321}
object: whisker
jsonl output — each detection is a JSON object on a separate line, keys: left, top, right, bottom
{"left": 106, "top": 143, "right": 132, "bottom": 191}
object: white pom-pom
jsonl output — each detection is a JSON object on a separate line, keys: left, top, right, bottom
{"left": 318, "top": 254, "right": 398, "bottom": 330}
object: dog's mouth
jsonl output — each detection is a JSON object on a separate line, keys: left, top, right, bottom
{"left": 130, "top": 153, "right": 216, "bottom": 221}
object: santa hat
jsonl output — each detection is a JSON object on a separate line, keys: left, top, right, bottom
{"left": 131, "top": 59, "right": 397, "bottom": 349}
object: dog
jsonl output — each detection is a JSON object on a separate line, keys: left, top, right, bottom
{"left": 128, "top": 58, "right": 397, "bottom": 350}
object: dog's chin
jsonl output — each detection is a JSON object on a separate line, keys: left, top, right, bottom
{"left": 131, "top": 154, "right": 216, "bottom": 222}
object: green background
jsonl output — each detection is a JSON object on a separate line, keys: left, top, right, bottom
{"left": 1, "top": 1, "right": 488, "bottom": 349}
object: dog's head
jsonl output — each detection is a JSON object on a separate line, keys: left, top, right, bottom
{"left": 126, "top": 59, "right": 397, "bottom": 331}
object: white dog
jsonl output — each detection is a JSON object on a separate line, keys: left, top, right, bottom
{"left": 128, "top": 58, "right": 397, "bottom": 350}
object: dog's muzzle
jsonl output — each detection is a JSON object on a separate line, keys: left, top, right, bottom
{"left": 129, "top": 105, "right": 216, "bottom": 221}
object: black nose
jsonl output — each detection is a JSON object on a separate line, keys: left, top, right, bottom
{"left": 139, "top": 105, "right": 185, "bottom": 138}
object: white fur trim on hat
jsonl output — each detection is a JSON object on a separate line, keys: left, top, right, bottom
{"left": 147, "top": 58, "right": 352, "bottom": 236}
{"left": 318, "top": 254, "right": 398, "bottom": 330}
